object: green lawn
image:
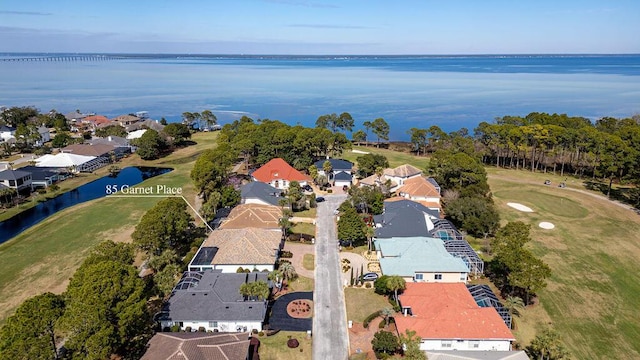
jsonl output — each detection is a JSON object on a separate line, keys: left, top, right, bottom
{"left": 291, "top": 222, "right": 316, "bottom": 237}
{"left": 257, "top": 331, "right": 312, "bottom": 360}
{"left": 288, "top": 275, "right": 314, "bottom": 292}
{"left": 489, "top": 168, "right": 640, "bottom": 359}
{"left": 302, "top": 254, "right": 315, "bottom": 271}
{"left": 294, "top": 208, "right": 317, "bottom": 218}
{"left": 344, "top": 287, "right": 392, "bottom": 323}
{"left": 342, "top": 145, "right": 430, "bottom": 170}
{"left": 0, "top": 132, "right": 219, "bottom": 324}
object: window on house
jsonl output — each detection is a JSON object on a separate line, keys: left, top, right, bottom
{"left": 469, "top": 341, "right": 480, "bottom": 349}
{"left": 460, "top": 273, "right": 467, "bottom": 280}
{"left": 9, "top": 180, "right": 15, "bottom": 186}
{"left": 415, "top": 274, "right": 423, "bottom": 281}
{"left": 434, "top": 274, "right": 443, "bottom": 280}
{"left": 209, "top": 321, "right": 218, "bottom": 328}
{"left": 441, "top": 341, "right": 452, "bottom": 348}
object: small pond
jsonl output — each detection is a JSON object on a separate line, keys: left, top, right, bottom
{"left": 0, "top": 166, "right": 172, "bottom": 244}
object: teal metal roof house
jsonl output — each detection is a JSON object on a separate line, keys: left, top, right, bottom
{"left": 375, "top": 236, "right": 470, "bottom": 283}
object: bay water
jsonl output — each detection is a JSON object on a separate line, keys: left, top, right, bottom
{"left": 1, "top": 54, "right": 639, "bottom": 140}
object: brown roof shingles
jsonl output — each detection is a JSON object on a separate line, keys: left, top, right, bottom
{"left": 398, "top": 176, "right": 441, "bottom": 198}
{"left": 141, "top": 332, "right": 250, "bottom": 360}
{"left": 219, "top": 204, "right": 282, "bottom": 230}
{"left": 383, "top": 164, "right": 422, "bottom": 178}
{"left": 202, "top": 228, "right": 282, "bottom": 265}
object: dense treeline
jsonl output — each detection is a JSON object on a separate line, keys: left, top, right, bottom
{"left": 475, "top": 113, "right": 640, "bottom": 200}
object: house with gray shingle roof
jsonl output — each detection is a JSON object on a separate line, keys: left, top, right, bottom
{"left": 157, "top": 270, "right": 269, "bottom": 333}
{"left": 241, "top": 181, "right": 284, "bottom": 206}
{"left": 374, "top": 199, "right": 439, "bottom": 239}
{"left": 0, "top": 169, "right": 32, "bottom": 193}
{"left": 314, "top": 158, "right": 354, "bottom": 187}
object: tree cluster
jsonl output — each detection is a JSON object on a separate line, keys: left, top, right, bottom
{"left": 475, "top": 112, "right": 640, "bottom": 199}
{"left": 489, "top": 221, "right": 551, "bottom": 304}
{"left": 0, "top": 241, "right": 152, "bottom": 360}
{"left": 355, "top": 153, "right": 389, "bottom": 178}
{"left": 428, "top": 148, "right": 500, "bottom": 238}
{"left": 337, "top": 202, "right": 367, "bottom": 247}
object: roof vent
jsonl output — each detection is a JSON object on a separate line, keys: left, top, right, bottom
{"left": 249, "top": 306, "right": 253, "bottom": 309}
{"left": 225, "top": 306, "right": 230, "bottom": 309}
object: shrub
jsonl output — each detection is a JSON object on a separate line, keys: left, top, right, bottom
{"left": 365, "top": 282, "right": 372, "bottom": 289}
{"left": 327, "top": 189, "right": 333, "bottom": 193}
{"left": 258, "top": 331, "right": 265, "bottom": 337}
{"left": 279, "top": 259, "right": 291, "bottom": 265}
{"left": 363, "top": 310, "right": 382, "bottom": 329}
{"left": 379, "top": 320, "right": 386, "bottom": 329}
{"left": 236, "top": 267, "right": 246, "bottom": 273}
{"left": 252, "top": 329, "right": 259, "bottom": 334}
{"left": 280, "top": 250, "right": 293, "bottom": 258}
{"left": 170, "top": 324, "right": 181, "bottom": 332}
{"left": 198, "top": 326, "right": 206, "bottom": 332}
{"left": 185, "top": 326, "right": 192, "bottom": 333}
{"left": 287, "top": 338, "right": 300, "bottom": 348}
{"left": 162, "top": 327, "right": 171, "bottom": 332}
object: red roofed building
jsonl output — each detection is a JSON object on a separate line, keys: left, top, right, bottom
{"left": 396, "top": 283, "right": 515, "bottom": 352}
{"left": 251, "top": 158, "right": 311, "bottom": 189}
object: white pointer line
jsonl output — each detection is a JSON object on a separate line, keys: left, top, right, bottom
{"left": 106, "top": 194, "right": 214, "bottom": 233}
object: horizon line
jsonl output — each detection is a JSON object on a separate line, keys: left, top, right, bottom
{"left": 1, "top": 52, "right": 639, "bottom": 57}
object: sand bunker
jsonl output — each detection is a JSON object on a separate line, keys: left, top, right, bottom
{"left": 351, "top": 149, "right": 370, "bottom": 154}
{"left": 539, "top": 222, "right": 555, "bottom": 229}
{"left": 507, "top": 202, "right": 534, "bottom": 212}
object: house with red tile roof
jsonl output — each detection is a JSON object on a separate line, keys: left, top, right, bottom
{"left": 82, "top": 115, "right": 112, "bottom": 129}
{"left": 396, "top": 283, "right": 515, "bottom": 352}
{"left": 251, "top": 158, "right": 311, "bottom": 189}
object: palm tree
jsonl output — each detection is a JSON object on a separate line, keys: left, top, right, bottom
{"left": 504, "top": 295, "right": 525, "bottom": 329}
{"left": 366, "top": 225, "right": 376, "bottom": 252}
{"left": 279, "top": 262, "right": 297, "bottom": 287}
{"left": 268, "top": 269, "right": 283, "bottom": 291}
{"left": 386, "top": 276, "right": 406, "bottom": 307}
{"left": 380, "top": 307, "right": 395, "bottom": 327}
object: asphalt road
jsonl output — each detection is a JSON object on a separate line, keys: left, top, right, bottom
{"left": 313, "top": 194, "right": 349, "bottom": 360}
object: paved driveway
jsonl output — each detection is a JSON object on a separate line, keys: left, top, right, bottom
{"left": 313, "top": 194, "right": 349, "bottom": 360}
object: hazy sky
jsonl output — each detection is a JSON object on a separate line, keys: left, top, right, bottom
{"left": 1, "top": 0, "right": 638, "bottom": 54}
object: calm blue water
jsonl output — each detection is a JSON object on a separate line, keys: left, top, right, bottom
{"left": 0, "top": 166, "right": 171, "bottom": 244}
{"left": 1, "top": 54, "right": 639, "bottom": 140}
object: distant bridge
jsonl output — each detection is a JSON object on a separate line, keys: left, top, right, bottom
{"left": 0, "top": 55, "right": 130, "bottom": 62}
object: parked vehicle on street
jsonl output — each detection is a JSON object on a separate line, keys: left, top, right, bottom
{"left": 361, "top": 272, "right": 379, "bottom": 281}
{"left": 315, "top": 196, "right": 325, "bottom": 202}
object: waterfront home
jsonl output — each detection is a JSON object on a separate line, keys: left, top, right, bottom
{"left": 35, "top": 153, "right": 100, "bottom": 173}
{"left": 141, "top": 332, "right": 251, "bottom": 360}
{"left": 0, "top": 125, "right": 16, "bottom": 143}
{"left": 383, "top": 164, "right": 423, "bottom": 190}
{"left": 36, "top": 126, "right": 51, "bottom": 146}
{"left": 314, "top": 158, "right": 354, "bottom": 188}
{"left": 240, "top": 181, "right": 283, "bottom": 206}
{"left": 19, "top": 166, "right": 64, "bottom": 188}
{"left": 251, "top": 158, "right": 311, "bottom": 189}
{"left": 396, "top": 283, "right": 515, "bottom": 352}
{"left": 64, "top": 111, "right": 88, "bottom": 123}
{"left": 112, "top": 114, "right": 141, "bottom": 127}
{"left": 157, "top": 270, "right": 269, "bottom": 333}
{"left": 87, "top": 136, "right": 132, "bottom": 157}
{"left": 82, "top": 115, "right": 112, "bottom": 130}
{"left": 0, "top": 169, "right": 32, "bottom": 194}
{"left": 125, "top": 119, "right": 164, "bottom": 132}
{"left": 188, "top": 228, "right": 282, "bottom": 273}
{"left": 374, "top": 236, "right": 470, "bottom": 283}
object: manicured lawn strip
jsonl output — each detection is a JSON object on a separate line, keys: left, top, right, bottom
{"left": 294, "top": 208, "right": 317, "bottom": 218}
{"left": 489, "top": 169, "right": 640, "bottom": 359}
{"left": 291, "top": 222, "right": 316, "bottom": 237}
{"left": 302, "top": 254, "right": 315, "bottom": 271}
{"left": 257, "top": 331, "right": 311, "bottom": 360}
{"left": 342, "top": 145, "right": 430, "bottom": 169}
{"left": 0, "top": 132, "right": 219, "bottom": 324}
{"left": 288, "top": 275, "right": 314, "bottom": 292}
{"left": 344, "top": 288, "right": 391, "bottom": 323}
